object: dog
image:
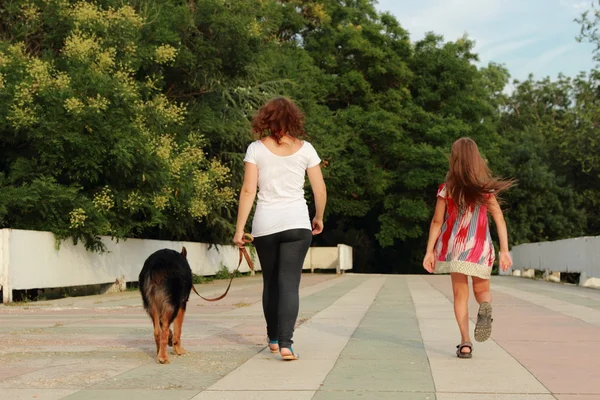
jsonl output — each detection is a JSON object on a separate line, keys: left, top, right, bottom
{"left": 139, "top": 247, "right": 192, "bottom": 364}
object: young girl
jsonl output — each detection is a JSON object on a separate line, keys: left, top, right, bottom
{"left": 423, "top": 137, "right": 514, "bottom": 359}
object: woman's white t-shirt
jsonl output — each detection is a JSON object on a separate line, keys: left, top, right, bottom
{"left": 243, "top": 139, "right": 321, "bottom": 238}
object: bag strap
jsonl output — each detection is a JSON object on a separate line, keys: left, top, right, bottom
{"left": 191, "top": 233, "right": 254, "bottom": 302}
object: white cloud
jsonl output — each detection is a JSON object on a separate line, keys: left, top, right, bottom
{"left": 374, "top": 0, "right": 595, "bottom": 81}
{"left": 560, "top": 0, "right": 592, "bottom": 10}
{"left": 478, "top": 37, "right": 542, "bottom": 64}
{"left": 519, "top": 43, "right": 575, "bottom": 76}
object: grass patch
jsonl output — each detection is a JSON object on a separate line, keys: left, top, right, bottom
{"left": 192, "top": 264, "right": 246, "bottom": 284}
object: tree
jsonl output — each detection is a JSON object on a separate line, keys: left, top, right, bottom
{"left": 0, "top": 1, "right": 234, "bottom": 250}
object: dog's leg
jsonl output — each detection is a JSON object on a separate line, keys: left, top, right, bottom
{"left": 172, "top": 306, "right": 187, "bottom": 356}
{"left": 151, "top": 308, "right": 160, "bottom": 355}
{"left": 157, "top": 310, "right": 173, "bottom": 364}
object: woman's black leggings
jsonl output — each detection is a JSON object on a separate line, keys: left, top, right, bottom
{"left": 253, "top": 228, "right": 312, "bottom": 350}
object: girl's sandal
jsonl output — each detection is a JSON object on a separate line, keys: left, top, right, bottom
{"left": 280, "top": 347, "right": 299, "bottom": 361}
{"left": 456, "top": 342, "right": 473, "bottom": 359}
{"left": 268, "top": 339, "right": 279, "bottom": 353}
{"left": 474, "top": 301, "right": 493, "bottom": 342}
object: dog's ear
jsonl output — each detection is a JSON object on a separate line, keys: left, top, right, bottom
{"left": 181, "top": 246, "right": 187, "bottom": 259}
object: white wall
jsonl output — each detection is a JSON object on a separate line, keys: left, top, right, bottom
{"left": 502, "top": 236, "right": 600, "bottom": 288}
{"left": 0, "top": 229, "right": 353, "bottom": 303}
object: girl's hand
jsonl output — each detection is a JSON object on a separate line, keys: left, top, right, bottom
{"left": 232, "top": 231, "right": 245, "bottom": 248}
{"left": 312, "top": 218, "right": 324, "bottom": 235}
{"left": 499, "top": 251, "right": 512, "bottom": 271}
{"left": 423, "top": 252, "right": 435, "bottom": 273}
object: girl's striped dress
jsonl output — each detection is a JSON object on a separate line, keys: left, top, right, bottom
{"left": 434, "top": 183, "right": 495, "bottom": 279}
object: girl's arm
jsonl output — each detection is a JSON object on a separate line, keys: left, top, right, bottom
{"left": 307, "top": 164, "right": 327, "bottom": 235}
{"left": 233, "top": 162, "right": 258, "bottom": 246}
{"left": 488, "top": 196, "right": 513, "bottom": 270}
{"left": 488, "top": 196, "right": 509, "bottom": 253}
{"left": 426, "top": 197, "right": 446, "bottom": 254}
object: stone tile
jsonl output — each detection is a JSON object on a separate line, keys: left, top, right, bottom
{"left": 0, "top": 357, "right": 143, "bottom": 389}
{"left": 407, "top": 277, "right": 551, "bottom": 395}
{"left": 63, "top": 389, "right": 199, "bottom": 400}
{"left": 497, "top": 340, "right": 600, "bottom": 395}
{"left": 192, "top": 391, "right": 315, "bottom": 400}
{"left": 320, "top": 358, "right": 434, "bottom": 392}
{"left": 89, "top": 348, "right": 260, "bottom": 390}
{"left": 0, "top": 389, "right": 78, "bottom": 400}
{"left": 339, "top": 338, "right": 426, "bottom": 360}
{"left": 313, "top": 391, "right": 436, "bottom": 400}
{"left": 436, "top": 395, "right": 555, "bottom": 400}
{"left": 209, "top": 359, "right": 335, "bottom": 391}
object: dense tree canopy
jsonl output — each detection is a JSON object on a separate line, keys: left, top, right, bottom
{"left": 0, "top": 0, "right": 598, "bottom": 272}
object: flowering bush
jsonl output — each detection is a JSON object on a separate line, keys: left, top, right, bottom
{"left": 0, "top": 1, "right": 233, "bottom": 251}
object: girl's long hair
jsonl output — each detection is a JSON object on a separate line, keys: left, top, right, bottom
{"left": 446, "top": 137, "right": 514, "bottom": 208}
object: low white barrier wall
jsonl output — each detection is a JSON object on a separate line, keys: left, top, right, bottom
{"left": 501, "top": 236, "right": 600, "bottom": 288}
{"left": 0, "top": 229, "right": 353, "bottom": 303}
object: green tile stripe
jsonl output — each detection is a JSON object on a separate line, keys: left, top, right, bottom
{"left": 314, "top": 276, "right": 436, "bottom": 400}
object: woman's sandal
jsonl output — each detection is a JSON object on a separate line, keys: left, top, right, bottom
{"left": 456, "top": 342, "right": 473, "bottom": 359}
{"left": 268, "top": 338, "right": 279, "bottom": 353}
{"left": 280, "top": 347, "right": 299, "bottom": 361}
{"left": 474, "top": 301, "right": 493, "bottom": 342}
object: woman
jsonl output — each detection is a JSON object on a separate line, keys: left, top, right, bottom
{"left": 232, "top": 97, "right": 327, "bottom": 361}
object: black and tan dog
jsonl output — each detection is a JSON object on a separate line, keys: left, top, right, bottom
{"left": 139, "top": 247, "right": 192, "bottom": 364}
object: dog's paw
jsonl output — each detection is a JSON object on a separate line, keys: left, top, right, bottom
{"left": 157, "top": 355, "right": 170, "bottom": 364}
{"left": 174, "top": 346, "right": 187, "bottom": 356}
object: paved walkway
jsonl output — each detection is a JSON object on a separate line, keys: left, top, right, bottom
{"left": 1, "top": 274, "right": 600, "bottom": 400}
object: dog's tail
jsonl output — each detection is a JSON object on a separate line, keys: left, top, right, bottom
{"left": 141, "top": 269, "right": 176, "bottom": 326}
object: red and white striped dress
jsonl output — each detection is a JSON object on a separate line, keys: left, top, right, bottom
{"left": 434, "top": 183, "right": 495, "bottom": 279}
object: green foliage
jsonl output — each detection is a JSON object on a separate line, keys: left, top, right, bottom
{"left": 0, "top": 0, "right": 597, "bottom": 274}
{"left": 0, "top": 1, "right": 234, "bottom": 250}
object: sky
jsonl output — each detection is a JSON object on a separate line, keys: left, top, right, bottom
{"left": 374, "top": 0, "right": 598, "bottom": 83}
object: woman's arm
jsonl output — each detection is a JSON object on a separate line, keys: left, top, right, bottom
{"left": 307, "top": 164, "right": 326, "bottom": 235}
{"left": 233, "top": 162, "right": 258, "bottom": 246}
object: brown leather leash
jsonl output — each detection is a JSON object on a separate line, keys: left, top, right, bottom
{"left": 191, "top": 233, "right": 255, "bottom": 302}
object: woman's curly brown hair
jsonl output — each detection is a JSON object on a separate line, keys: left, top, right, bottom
{"left": 251, "top": 97, "right": 305, "bottom": 142}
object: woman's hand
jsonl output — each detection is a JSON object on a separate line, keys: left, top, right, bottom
{"left": 312, "top": 218, "right": 324, "bottom": 235}
{"left": 232, "top": 231, "right": 245, "bottom": 248}
{"left": 423, "top": 252, "right": 435, "bottom": 273}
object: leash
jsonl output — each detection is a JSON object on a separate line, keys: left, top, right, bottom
{"left": 191, "top": 233, "right": 255, "bottom": 302}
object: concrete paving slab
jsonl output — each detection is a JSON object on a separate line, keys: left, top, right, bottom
{"left": 0, "top": 389, "right": 78, "bottom": 400}
{"left": 207, "top": 278, "right": 386, "bottom": 392}
{"left": 192, "top": 391, "right": 315, "bottom": 400}
{"left": 338, "top": 338, "right": 425, "bottom": 360}
{"left": 0, "top": 356, "right": 144, "bottom": 390}
{"left": 492, "top": 284, "right": 600, "bottom": 327}
{"left": 209, "top": 359, "right": 336, "bottom": 391}
{"left": 319, "top": 358, "right": 434, "bottom": 392}
{"left": 312, "top": 391, "right": 436, "bottom": 400}
{"left": 427, "top": 276, "right": 600, "bottom": 397}
{"left": 62, "top": 389, "right": 199, "bottom": 400}
{"left": 317, "top": 277, "right": 435, "bottom": 397}
{"left": 435, "top": 395, "right": 556, "bottom": 400}
{"left": 3, "top": 274, "right": 600, "bottom": 399}
{"left": 408, "top": 277, "right": 551, "bottom": 395}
